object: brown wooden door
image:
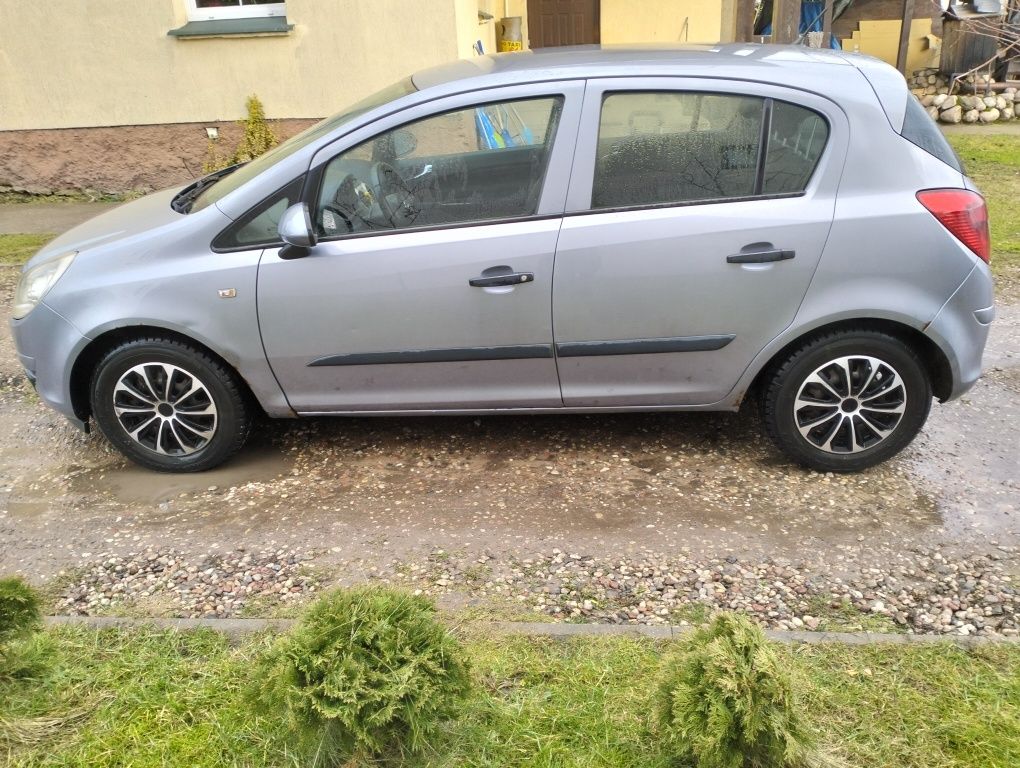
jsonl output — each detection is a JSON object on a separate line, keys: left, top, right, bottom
{"left": 527, "top": 0, "right": 600, "bottom": 48}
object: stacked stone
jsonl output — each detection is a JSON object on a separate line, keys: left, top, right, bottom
{"left": 909, "top": 68, "right": 1018, "bottom": 124}
{"left": 909, "top": 67, "right": 950, "bottom": 95}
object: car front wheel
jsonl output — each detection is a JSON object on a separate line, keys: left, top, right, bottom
{"left": 762, "top": 330, "right": 932, "bottom": 472}
{"left": 90, "top": 337, "right": 253, "bottom": 472}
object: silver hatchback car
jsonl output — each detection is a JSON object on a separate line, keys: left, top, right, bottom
{"left": 11, "top": 45, "right": 994, "bottom": 473}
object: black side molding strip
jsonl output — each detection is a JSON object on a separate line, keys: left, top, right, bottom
{"left": 556, "top": 335, "right": 735, "bottom": 358}
{"left": 309, "top": 344, "right": 554, "bottom": 367}
{"left": 309, "top": 335, "right": 735, "bottom": 367}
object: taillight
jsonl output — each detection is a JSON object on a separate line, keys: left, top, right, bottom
{"left": 916, "top": 189, "right": 991, "bottom": 263}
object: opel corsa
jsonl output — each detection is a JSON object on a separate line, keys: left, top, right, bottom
{"left": 11, "top": 46, "right": 995, "bottom": 473}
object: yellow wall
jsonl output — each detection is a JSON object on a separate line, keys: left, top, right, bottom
{"left": 1, "top": 0, "right": 735, "bottom": 132}
{"left": 471, "top": 0, "right": 529, "bottom": 52}
{"left": 0, "top": 0, "right": 464, "bottom": 131}
{"left": 457, "top": 0, "right": 496, "bottom": 57}
{"left": 600, "top": 0, "right": 724, "bottom": 44}
{"left": 840, "top": 19, "right": 940, "bottom": 73}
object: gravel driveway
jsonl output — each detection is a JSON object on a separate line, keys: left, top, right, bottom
{"left": 1, "top": 263, "right": 1017, "bottom": 636}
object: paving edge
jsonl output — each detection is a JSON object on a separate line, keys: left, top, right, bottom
{"left": 44, "top": 615, "right": 1019, "bottom": 647}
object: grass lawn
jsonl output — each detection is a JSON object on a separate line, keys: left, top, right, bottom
{"left": 0, "top": 235, "right": 53, "bottom": 266}
{"left": 1, "top": 626, "right": 1018, "bottom": 767}
{"left": 946, "top": 133, "right": 1020, "bottom": 281}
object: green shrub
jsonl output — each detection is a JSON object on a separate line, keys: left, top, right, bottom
{"left": 0, "top": 577, "right": 46, "bottom": 682}
{"left": 257, "top": 587, "right": 471, "bottom": 765}
{"left": 655, "top": 613, "right": 813, "bottom": 768}
{"left": 0, "top": 577, "right": 40, "bottom": 647}
{"left": 0, "top": 632, "right": 57, "bottom": 683}
{"left": 232, "top": 94, "right": 278, "bottom": 163}
{"left": 203, "top": 94, "right": 278, "bottom": 173}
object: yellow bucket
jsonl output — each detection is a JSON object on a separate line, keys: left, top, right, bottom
{"left": 497, "top": 16, "right": 523, "bottom": 52}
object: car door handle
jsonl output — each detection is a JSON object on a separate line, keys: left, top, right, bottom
{"left": 469, "top": 272, "right": 534, "bottom": 287}
{"left": 727, "top": 243, "right": 796, "bottom": 264}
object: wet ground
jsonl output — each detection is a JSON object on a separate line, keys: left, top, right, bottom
{"left": 1, "top": 262, "right": 1017, "bottom": 591}
{"left": 0, "top": 201, "right": 118, "bottom": 235}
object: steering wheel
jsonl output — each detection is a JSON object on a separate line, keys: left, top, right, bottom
{"left": 320, "top": 172, "right": 372, "bottom": 235}
{"left": 370, "top": 162, "right": 419, "bottom": 228}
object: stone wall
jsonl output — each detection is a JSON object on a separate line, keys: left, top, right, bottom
{"left": 910, "top": 68, "right": 1018, "bottom": 125}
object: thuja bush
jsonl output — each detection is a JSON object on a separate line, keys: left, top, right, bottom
{"left": 0, "top": 577, "right": 50, "bottom": 682}
{"left": 0, "top": 577, "right": 40, "bottom": 648}
{"left": 257, "top": 587, "right": 471, "bottom": 765}
{"left": 203, "top": 94, "right": 278, "bottom": 172}
{"left": 655, "top": 613, "right": 813, "bottom": 768}
{"left": 232, "top": 94, "right": 278, "bottom": 163}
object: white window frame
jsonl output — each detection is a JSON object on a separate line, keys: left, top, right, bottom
{"left": 185, "top": 0, "right": 286, "bottom": 22}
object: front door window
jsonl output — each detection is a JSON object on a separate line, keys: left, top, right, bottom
{"left": 314, "top": 97, "right": 563, "bottom": 237}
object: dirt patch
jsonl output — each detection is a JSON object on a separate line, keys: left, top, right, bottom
{"left": 0, "top": 119, "right": 319, "bottom": 195}
{"left": 1, "top": 264, "right": 1018, "bottom": 615}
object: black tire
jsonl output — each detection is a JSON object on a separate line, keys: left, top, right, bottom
{"left": 90, "top": 337, "right": 253, "bottom": 472}
{"left": 762, "top": 330, "right": 932, "bottom": 472}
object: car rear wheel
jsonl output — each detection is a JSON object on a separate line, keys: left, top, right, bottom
{"left": 90, "top": 337, "right": 252, "bottom": 472}
{"left": 762, "top": 330, "right": 932, "bottom": 472}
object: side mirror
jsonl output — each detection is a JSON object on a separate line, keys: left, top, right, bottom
{"left": 279, "top": 203, "right": 317, "bottom": 254}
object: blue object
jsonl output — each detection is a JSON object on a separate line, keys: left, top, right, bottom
{"left": 760, "top": 0, "right": 840, "bottom": 49}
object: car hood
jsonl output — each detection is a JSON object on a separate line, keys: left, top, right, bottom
{"left": 25, "top": 186, "right": 186, "bottom": 270}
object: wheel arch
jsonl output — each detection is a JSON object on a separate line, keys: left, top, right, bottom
{"left": 748, "top": 317, "right": 954, "bottom": 405}
{"left": 69, "top": 325, "right": 263, "bottom": 423}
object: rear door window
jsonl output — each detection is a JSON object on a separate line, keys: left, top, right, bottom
{"left": 593, "top": 92, "right": 765, "bottom": 208}
{"left": 591, "top": 92, "right": 829, "bottom": 209}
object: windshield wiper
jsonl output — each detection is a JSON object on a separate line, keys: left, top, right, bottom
{"left": 170, "top": 164, "right": 243, "bottom": 214}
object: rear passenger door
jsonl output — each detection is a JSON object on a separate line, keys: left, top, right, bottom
{"left": 552, "top": 78, "right": 848, "bottom": 406}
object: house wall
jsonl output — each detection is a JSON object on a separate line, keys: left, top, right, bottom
{"left": 0, "top": 0, "right": 463, "bottom": 132}
{"left": 457, "top": 0, "right": 498, "bottom": 57}
{"left": 0, "top": 0, "right": 735, "bottom": 193}
{"left": 600, "top": 0, "right": 725, "bottom": 44}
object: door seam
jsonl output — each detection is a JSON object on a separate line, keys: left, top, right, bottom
{"left": 550, "top": 78, "right": 590, "bottom": 405}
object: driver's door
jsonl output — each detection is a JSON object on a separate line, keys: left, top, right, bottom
{"left": 257, "top": 83, "right": 583, "bottom": 413}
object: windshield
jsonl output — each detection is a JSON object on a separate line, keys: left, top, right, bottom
{"left": 190, "top": 77, "right": 417, "bottom": 212}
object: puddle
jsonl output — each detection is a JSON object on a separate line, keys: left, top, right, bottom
{"left": 69, "top": 443, "right": 292, "bottom": 507}
{"left": 4, "top": 500, "right": 49, "bottom": 518}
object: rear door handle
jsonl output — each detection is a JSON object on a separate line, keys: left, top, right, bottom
{"left": 469, "top": 271, "right": 534, "bottom": 287}
{"left": 727, "top": 243, "right": 796, "bottom": 264}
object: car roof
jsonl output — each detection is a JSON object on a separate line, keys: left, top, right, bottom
{"left": 411, "top": 44, "right": 906, "bottom": 133}
{"left": 215, "top": 44, "right": 907, "bottom": 221}
{"left": 412, "top": 44, "right": 855, "bottom": 92}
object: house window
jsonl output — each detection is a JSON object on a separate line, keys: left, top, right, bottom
{"left": 186, "top": 0, "right": 286, "bottom": 21}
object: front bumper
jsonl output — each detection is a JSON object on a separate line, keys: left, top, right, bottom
{"left": 924, "top": 262, "right": 995, "bottom": 401}
{"left": 10, "top": 301, "right": 90, "bottom": 430}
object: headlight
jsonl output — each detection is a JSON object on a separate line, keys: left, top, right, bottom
{"left": 12, "top": 251, "right": 76, "bottom": 320}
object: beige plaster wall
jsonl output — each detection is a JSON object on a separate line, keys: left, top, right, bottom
{"left": 600, "top": 0, "right": 724, "bottom": 44}
{"left": 458, "top": 0, "right": 498, "bottom": 56}
{"left": 0, "top": 0, "right": 464, "bottom": 131}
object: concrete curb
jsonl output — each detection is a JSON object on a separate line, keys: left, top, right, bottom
{"left": 45, "top": 615, "right": 1018, "bottom": 647}
{"left": 45, "top": 615, "right": 295, "bottom": 638}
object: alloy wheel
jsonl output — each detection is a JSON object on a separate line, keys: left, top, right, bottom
{"left": 112, "top": 362, "right": 218, "bottom": 456}
{"left": 793, "top": 355, "right": 907, "bottom": 454}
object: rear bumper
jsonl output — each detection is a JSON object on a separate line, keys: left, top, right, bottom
{"left": 924, "top": 262, "right": 994, "bottom": 401}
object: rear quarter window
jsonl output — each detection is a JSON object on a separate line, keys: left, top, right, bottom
{"left": 900, "top": 96, "right": 963, "bottom": 173}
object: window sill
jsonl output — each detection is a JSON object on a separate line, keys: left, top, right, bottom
{"left": 168, "top": 17, "right": 293, "bottom": 39}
